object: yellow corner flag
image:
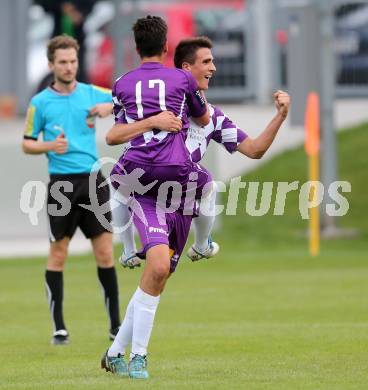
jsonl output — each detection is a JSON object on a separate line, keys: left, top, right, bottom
{"left": 305, "top": 92, "right": 320, "bottom": 256}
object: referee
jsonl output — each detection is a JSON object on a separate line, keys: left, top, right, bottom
{"left": 22, "top": 35, "right": 120, "bottom": 345}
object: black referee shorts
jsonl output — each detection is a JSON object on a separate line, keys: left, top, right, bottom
{"left": 47, "top": 171, "right": 112, "bottom": 242}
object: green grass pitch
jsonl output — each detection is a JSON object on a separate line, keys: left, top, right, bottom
{"left": 1, "top": 124, "right": 367, "bottom": 389}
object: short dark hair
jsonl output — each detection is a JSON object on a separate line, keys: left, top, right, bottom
{"left": 133, "top": 15, "right": 168, "bottom": 58}
{"left": 47, "top": 35, "right": 79, "bottom": 62}
{"left": 174, "top": 37, "right": 213, "bottom": 68}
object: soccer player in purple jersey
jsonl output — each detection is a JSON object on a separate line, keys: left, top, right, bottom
{"left": 101, "top": 16, "right": 210, "bottom": 379}
{"left": 102, "top": 36, "right": 290, "bottom": 379}
{"left": 175, "top": 38, "right": 290, "bottom": 260}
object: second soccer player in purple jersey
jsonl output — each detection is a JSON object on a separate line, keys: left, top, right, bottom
{"left": 102, "top": 16, "right": 211, "bottom": 380}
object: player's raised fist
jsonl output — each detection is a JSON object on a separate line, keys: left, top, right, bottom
{"left": 273, "top": 90, "right": 290, "bottom": 119}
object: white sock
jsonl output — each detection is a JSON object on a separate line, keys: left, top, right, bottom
{"left": 131, "top": 287, "right": 160, "bottom": 357}
{"left": 108, "top": 291, "right": 136, "bottom": 357}
{"left": 194, "top": 183, "right": 217, "bottom": 252}
{"left": 111, "top": 197, "right": 137, "bottom": 256}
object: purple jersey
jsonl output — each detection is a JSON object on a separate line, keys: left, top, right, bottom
{"left": 113, "top": 62, "right": 206, "bottom": 165}
{"left": 186, "top": 104, "right": 248, "bottom": 163}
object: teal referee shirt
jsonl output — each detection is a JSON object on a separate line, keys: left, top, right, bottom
{"left": 24, "top": 83, "right": 112, "bottom": 174}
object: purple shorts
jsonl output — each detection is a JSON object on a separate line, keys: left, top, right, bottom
{"left": 132, "top": 196, "right": 193, "bottom": 273}
{"left": 110, "top": 159, "right": 212, "bottom": 214}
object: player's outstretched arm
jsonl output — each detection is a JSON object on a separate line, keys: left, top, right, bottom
{"left": 22, "top": 132, "right": 68, "bottom": 155}
{"left": 237, "top": 90, "right": 290, "bottom": 159}
{"left": 106, "top": 111, "right": 182, "bottom": 145}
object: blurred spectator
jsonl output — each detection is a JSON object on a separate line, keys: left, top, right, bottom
{"left": 34, "top": 0, "right": 96, "bottom": 89}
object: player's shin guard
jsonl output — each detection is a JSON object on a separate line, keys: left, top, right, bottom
{"left": 108, "top": 293, "right": 135, "bottom": 356}
{"left": 131, "top": 287, "right": 160, "bottom": 357}
{"left": 111, "top": 198, "right": 137, "bottom": 257}
{"left": 194, "top": 182, "right": 217, "bottom": 253}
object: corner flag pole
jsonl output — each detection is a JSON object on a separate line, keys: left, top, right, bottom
{"left": 305, "top": 92, "right": 320, "bottom": 256}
